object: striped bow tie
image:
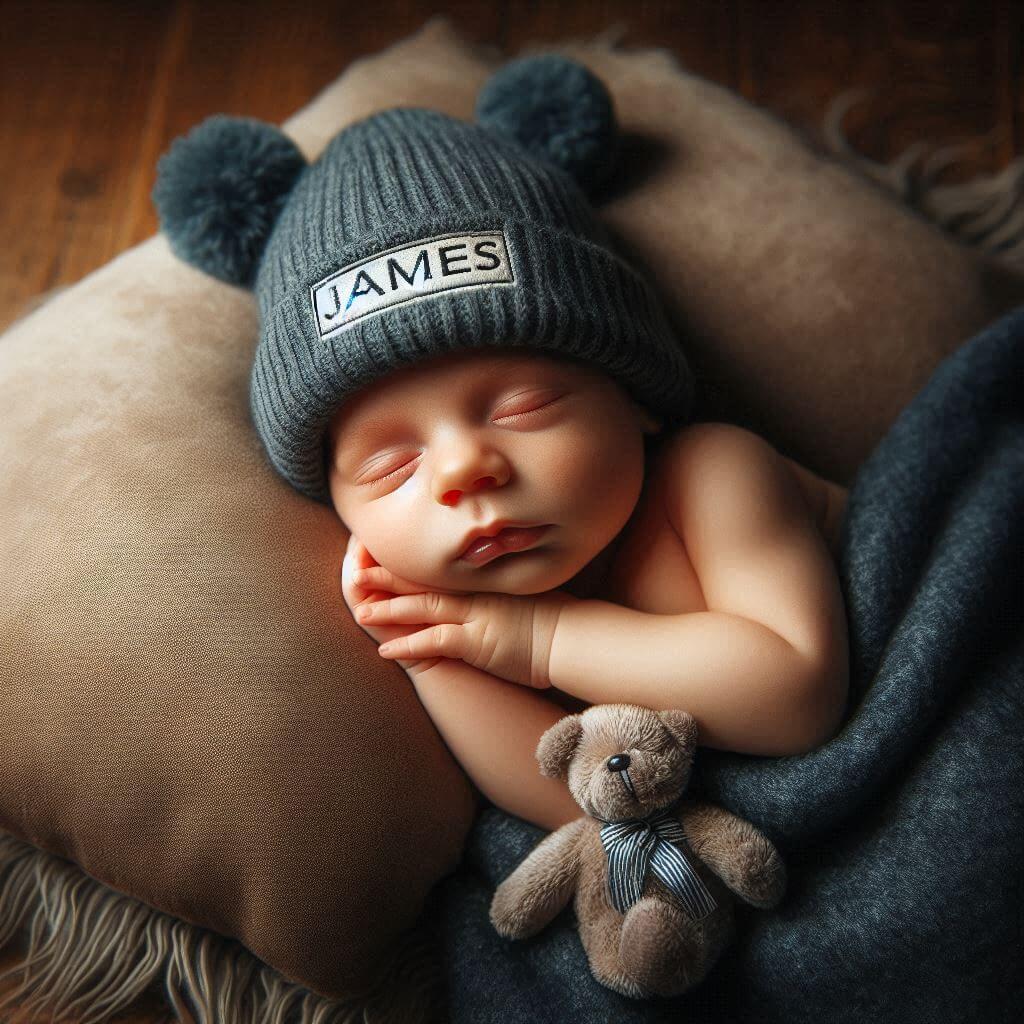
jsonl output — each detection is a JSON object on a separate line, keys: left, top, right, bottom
{"left": 599, "top": 807, "right": 718, "bottom": 919}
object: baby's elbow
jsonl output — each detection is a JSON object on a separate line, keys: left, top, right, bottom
{"left": 791, "top": 653, "right": 851, "bottom": 754}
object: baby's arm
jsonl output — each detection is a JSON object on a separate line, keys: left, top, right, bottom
{"left": 546, "top": 424, "right": 850, "bottom": 757}
{"left": 342, "top": 535, "right": 582, "bottom": 832}
{"left": 407, "top": 659, "right": 584, "bottom": 832}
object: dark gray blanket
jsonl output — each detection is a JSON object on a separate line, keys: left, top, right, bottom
{"left": 431, "top": 304, "right": 1024, "bottom": 1023}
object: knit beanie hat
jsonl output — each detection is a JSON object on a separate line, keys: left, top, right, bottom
{"left": 152, "top": 55, "right": 696, "bottom": 507}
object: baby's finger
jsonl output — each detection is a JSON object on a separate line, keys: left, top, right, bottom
{"left": 344, "top": 534, "right": 369, "bottom": 570}
{"left": 352, "top": 565, "right": 426, "bottom": 596}
{"left": 352, "top": 535, "right": 381, "bottom": 570}
{"left": 357, "top": 592, "right": 471, "bottom": 626}
{"left": 340, "top": 549, "right": 367, "bottom": 607}
{"left": 378, "top": 624, "right": 471, "bottom": 663}
{"left": 341, "top": 541, "right": 386, "bottom": 605}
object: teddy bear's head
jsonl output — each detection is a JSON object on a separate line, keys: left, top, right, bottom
{"left": 536, "top": 704, "right": 699, "bottom": 822}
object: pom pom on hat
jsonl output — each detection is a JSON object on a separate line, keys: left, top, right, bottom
{"left": 475, "top": 54, "right": 619, "bottom": 195}
{"left": 152, "top": 115, "right": 307, "bottom": 287}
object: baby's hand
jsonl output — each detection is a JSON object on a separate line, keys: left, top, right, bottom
{"left": 354, "top": 575, "right": 574, "bottom": 690}
{"left": 340, "top": 534, "right": 447, "bottom": 676}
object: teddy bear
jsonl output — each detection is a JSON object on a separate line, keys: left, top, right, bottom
{"left": 489, "top": 703, "right": 788, "bottom": 999}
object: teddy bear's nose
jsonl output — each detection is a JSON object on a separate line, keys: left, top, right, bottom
{"left": 607, "top": 753, "right": 631, "bottom": 772}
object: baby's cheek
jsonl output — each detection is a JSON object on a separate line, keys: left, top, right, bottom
{"left": 369, "top": 532, "right": 446, "bottom": 588}
{"left": 548, "top": 424, "right": 639, "bottom": 513}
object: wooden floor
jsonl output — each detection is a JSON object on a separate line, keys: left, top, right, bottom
{"left": 0, "top": 0, "right": 1021, "bottom": 1020}
{"left": 2, "top": 0, "right": 1023, "bottom": 335}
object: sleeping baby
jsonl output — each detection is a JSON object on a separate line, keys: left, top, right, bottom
{"left": 153, "top": 54, "right": 850, "bottom": 833}
{"left": 332, "top": 346, "right": 850, "bottom": 832}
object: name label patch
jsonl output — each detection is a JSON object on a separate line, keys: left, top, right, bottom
{"left": 311, "top": 230, "right": 515, "bottom": 339}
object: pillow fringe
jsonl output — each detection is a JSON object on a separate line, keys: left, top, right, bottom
{"left": 821, "top": 87, "right": 1024, "bottom": 269}
{"left": 0, "top": 831, "right": 443, "bottom": 1024}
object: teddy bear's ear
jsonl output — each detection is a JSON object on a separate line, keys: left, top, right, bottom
{"left": 536, "top": 714, "right": 584, "bottom": 781}
{"left": 658, "top": 710, "right": 699, "bottom": 759}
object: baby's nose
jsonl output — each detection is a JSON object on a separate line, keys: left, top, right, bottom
{"left": 441, "top": 476, "right": 498, "bottom": 506}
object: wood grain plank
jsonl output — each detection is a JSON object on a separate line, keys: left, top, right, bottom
{"left": 0, "top": 1, "right": 177, "bottom": 332}
{"left": 1002, "top": 0, "right": 1023, "bottom": 161}
{"left": 4, "top": 0, "right": 1019, "bottom": 335}
{"left": 123, "top": 0, "right": 505, "bottom": 249}
{"left": 737, "top": 0, "right": 1007, "bottom": 177}
{"left": 501, "top": 0, "right": 741, "bottom": 88}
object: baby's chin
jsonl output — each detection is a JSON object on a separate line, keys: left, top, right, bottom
{"left": 454, "top": 557, "right": 585, "bottom": 598}
{"left": 407, "top": 550, "right": 576, "bottom": 596}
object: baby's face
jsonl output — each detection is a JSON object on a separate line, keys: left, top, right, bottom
{"left": 326, "top": 347, "right": 660, "bottom": 595}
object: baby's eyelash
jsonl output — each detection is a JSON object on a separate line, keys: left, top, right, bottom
{"left": 361, "top": 398, "right": 563, "bottom": 487}
{"left": 364, "top": 458, "right": 418, "bottom": 487}
{"left": 494, "top": 395, "right": 563, "bottom": 420}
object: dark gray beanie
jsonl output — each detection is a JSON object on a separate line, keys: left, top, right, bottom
{"left": 153, "top": 55, "right": 696, "bottom": 507}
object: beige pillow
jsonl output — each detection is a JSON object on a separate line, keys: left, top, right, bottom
{"left": 536, "top": 31, "right": 1024, "bottom": 484}
{"left": 0, "top": 15, "right": 492, "bottom": 1011}
{"left": 3, "top": 12, "right": 1023, "bottom": 1024}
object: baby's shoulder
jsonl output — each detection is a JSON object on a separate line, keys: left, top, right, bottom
{"left": 654, "top": 420, "right": 837, "bottom": 548}
{"left": 654, "top": 421, "right": 775, "bottom": 487}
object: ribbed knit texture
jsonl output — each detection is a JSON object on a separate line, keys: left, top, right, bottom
{"left": 249, "top": 107, "right": 695, "bottom": 506}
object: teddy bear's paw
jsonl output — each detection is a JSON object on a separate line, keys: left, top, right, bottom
{"left": 489, "top": 884, "right": 545, "bottom": 940}
{"left": 585, "top": 957, "right": 653, "bottom": 1000}
{"left": 618, "top": 896, "right": 708, "bottom": 997}
{"left": 592, "top": 968, "right": 654, "bottom": 1000}
{"left": 579, "top": 911, "right": 661, "bottom": 1000}
{"left": 741, "top": 837, "right": 788, "bottom": 909}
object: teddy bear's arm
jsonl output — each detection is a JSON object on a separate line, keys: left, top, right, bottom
{"left": 678, "top": 800, "right": 787, "bottom": 909}
{"left": 489, "top": 816, "right": 589, "bottom": 940}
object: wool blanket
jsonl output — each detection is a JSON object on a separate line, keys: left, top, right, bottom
{"left": 432, "top": 303, "right": 1024, "bottom": 1023}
